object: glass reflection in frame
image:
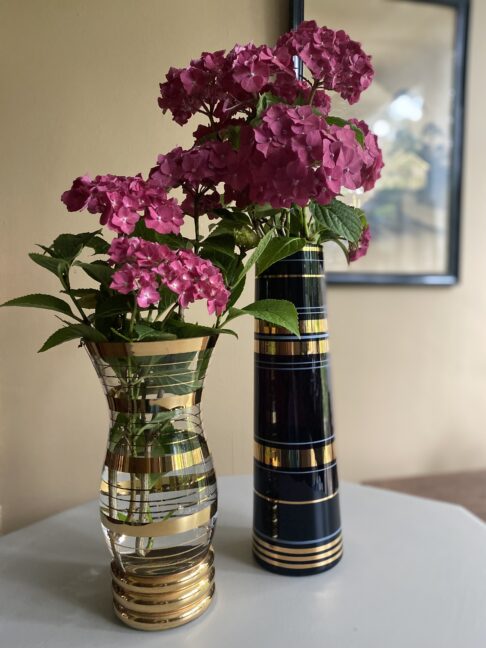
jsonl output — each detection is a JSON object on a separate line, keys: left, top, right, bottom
{"left": 304, "top": 0, "right": 464, "bottom": 282}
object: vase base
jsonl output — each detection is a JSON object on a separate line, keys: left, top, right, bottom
{"left": 111, "top": 547, "right": 215, "bottom": 631}
{"left": 252, "top": 533, "right": 343, "bottom": 576}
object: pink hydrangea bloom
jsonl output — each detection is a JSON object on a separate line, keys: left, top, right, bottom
{"left": 61, "top": 175, "right": 184, "bottom": 235}
{"left": 349, "top": 225, "right": 371, "bottom": 262}
{"left": 108, "top": 237, "right": 229, "bottom": 315}
{"left": 276, "top": 21, "right": 374, "bottom": 104}
{"left": 224, "top": 103, "right": 381, "bottom": 209}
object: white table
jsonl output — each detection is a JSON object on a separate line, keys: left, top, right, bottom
{"left": 1, "top": 475, "right": 486, "bottom": 647}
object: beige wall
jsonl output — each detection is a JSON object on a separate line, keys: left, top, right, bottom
{"left": 0, "top": 0, "right": 484, "bottom": 534}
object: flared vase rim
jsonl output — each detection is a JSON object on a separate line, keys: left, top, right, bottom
{"left": 83, "top": 335, "right": 218, "bottom": 358}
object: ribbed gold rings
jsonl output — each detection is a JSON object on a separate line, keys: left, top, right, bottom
{"left": 111, "top": 548, "right": 215, "bottom": 630}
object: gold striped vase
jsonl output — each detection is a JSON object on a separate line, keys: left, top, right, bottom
{"left": 253, "top": 245, "right": 342, "bottom": 575}
{"left": 85, "top": 337, "right": 218, "bottom": 630}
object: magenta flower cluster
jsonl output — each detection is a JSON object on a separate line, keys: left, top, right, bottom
{"left": 276, "top": 21, "right": 374, "bottom": 104}
{"left": 225, "top": 104, "right": 382, "bottom": 208}
{"left": 61, "top": 174, "right": 184, "bottom": 236}
{"left": 109, "top": 237, "right": 229, "bottom": 314}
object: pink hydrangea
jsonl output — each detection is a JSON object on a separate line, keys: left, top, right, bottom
{"left": 224, "top": 103, "right": 382, "bottom": 209}
{"left": 276, "top": 21, "right": 374, "bottom": 104}
{"left": 349, "top": 225, "right": 371, "bottom": 261}
{"left": 61, "top": 175, "right": 184, "bottom": 235}
{"left": 108, "top": 237, "right": 229, "bottom": 314}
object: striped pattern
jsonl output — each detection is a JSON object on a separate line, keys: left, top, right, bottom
{"left": 254, "top": 246, "right": 342, "bottom": 575}
{"left": 86, "top": 338, "right": 218, "bottom": 628}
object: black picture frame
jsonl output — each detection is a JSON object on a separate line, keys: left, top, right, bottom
{"left": 290, "top": 0, "right": 470, "bottom": 286}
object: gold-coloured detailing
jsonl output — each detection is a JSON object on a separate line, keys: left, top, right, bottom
{"left": 254, "top": 488, "right": 338, "bottom": 505}
{"left": 104, "top": 445, "right": 209, "bottom": 473}
{"left": 255, "top": 338, "right": 329, "bottom": 356}
{"left": 254, "top": 441, "right": 335, "bottom": 468}
{"left": 253, "top": 544, "right": 343, "bottom": 570}
{"left": 253, "top": 533, "right": 342, "bottom": 555}
{"left": 111, "top": 548, "right": 215, "bottom": 630}
{"left": 101, "top": 502, "right": 216, "bottom": 537}
{"left": 253, "top": 538, "right": 343, "bottom": 562}
{"left": 303, "top": 244, "right": 322, "bottom": 252}
{"left": 86, "top": 336, "right": 216, "bottom": 359}
{"left": 107, "top": 390, "right": 202, "bottom": 413}
{"left": 261, "top": 274, "right": 324, "bottom": 279}
{"left": 100, "top": 470, "right": 216, "bottom": 495}
{"left": 256, "top": 318, "right": 328, "bottom": 335}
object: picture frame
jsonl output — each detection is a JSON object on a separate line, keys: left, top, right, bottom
{"left": 290, "top": 0, "right": 470, "bottom": 285}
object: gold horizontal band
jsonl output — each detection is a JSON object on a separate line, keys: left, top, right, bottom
{"left": 100, "top": 470, "right": 216, "bottom": 495}
{"left": 254, "top": 488, "right": 338, "bottom": 505}
{"left": 255, "top": 338, "right": 329, "bottom": 356}
{"left": 113, "top": 576, "right": 213, "bottom": 613}
{"left": 107, "top": 390, "right": 202, "bottom": 413}
{"left": 253, "top": 533, "right": 342, "bottom": 555}
{"left": 86, "top": 336, "right": 216, "bottom": 358}
{"left": 113, "top": 584, "right": 214, "bottom": 630}
{"left": 112, "top": 550, "right": 214, "bottom": 589}
{"left": 254, "top": 441, "right": 335, "bottom": 469}
{"left": 104, "top": 445, "right": 210, "bottom": 473}
{"left": 260, "top": 274, "right": 324, "bottom": 279}
{"left": 303, "top": 244, "right": 322, "bottom": 251}
{"left": 256, "top": 318, "right": 328, "bottom": 335}
{"left": 253, "top": 545, "right": 343, "bottom": 570}
{"left": 253, "top": 539, "right": 342, "bottom": 563}
{"left": 101, "top": 502, "right": 216, "bottom": 537}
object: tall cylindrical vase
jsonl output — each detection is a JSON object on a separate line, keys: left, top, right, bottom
{"left": 253, "top": 244, "right": 342, "bottom": 575}
{"left": 86, "top": 337, "right": 218, "bottom": 630}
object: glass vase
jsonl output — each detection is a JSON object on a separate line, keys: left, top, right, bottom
{"left": 253, "top": 244, "right": 342, "bottom": 575}
{"left": 85, "top": 337, "right": 218, "bottom": 630}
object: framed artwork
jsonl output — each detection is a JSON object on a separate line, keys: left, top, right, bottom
{"left": 291, "top": 0, "right": 469, "bottom": 285}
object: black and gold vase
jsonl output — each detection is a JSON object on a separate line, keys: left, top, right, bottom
{"left": 253, "top": 244, "right": 342, "bottom": 576}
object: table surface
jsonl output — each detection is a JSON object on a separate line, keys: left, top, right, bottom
{"left": 366, "top": 469, "right": 486, "bottom": 522}
{"left": 1, "top": 475, "right": 486, "bottom": 648}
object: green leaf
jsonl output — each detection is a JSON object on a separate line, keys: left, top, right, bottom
{"left": 255, "top": 237, "right": 306, "bottom": 275}
{"left": 39, "top": 323, "right": 107, "bottom": 352}
{"left": 166, "top": 320, "right": 237, "bottom": 339}
{"left": 51, "top": 230, "right": 103, "bottom": 261}
{"left": 1, "top": 293, "right": 78, "bottom": 319}
{"left": 225, "top": 299, "right": 299, "bottom": 337}
{"left": 76, "top": 261, "right": 113, "bottom": 286}
{"left": 157, "top": 285, "right": 178, "bottom": 315}
{"left": 132, "top": 220, "right": 191, "bottom": 249}
{"left": 133, "top": 323, "right": 178, "bottom": 341}
{"left": 29, "top": 253, "right": 69, "bottom": 279}
{"left": 255, "top": 92, "right": 282, "bottom": 118}
{"left": 225, "top": 274, "right": 246, "bottom": 311}
{"left": 310, "top": 200, "right": 363, "bottom": 244}
{"left": 232, "top": 230, "right": 273, "bottom": 287}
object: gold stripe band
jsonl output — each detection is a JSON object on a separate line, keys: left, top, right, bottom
{"left": 253, "top": 533, "right": 342, "bottom": 555}
{"left": 303, "top": 245, "right": 322, "bottom": 251}
{"left": 256, "top": 318, "right": 328, "bottom": 335}
{"left": 254, "top": 488, "right": 338, "bottom": 505}
{"left": 86, "top": 336, "right": 216, "bottom": 358}
{"left": 107, "top": 390, "right": 202, "bottom": 413}
{"left": 255, "top": 338, "right": 329, "bottom": 356}
{"left": 253, "top": 538, "right": 343, "bottom": 563}
{"left": 104, "top": 446, "right": 210, "bottom": 473}
{"left": 253, "top": 545, "right": 343, "bottom": 570}
{"left": 254, "top": 441, "right": 335, "bottom": 469}
{"left": 101, "top": 502, "right": 216, "bottom": 537}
